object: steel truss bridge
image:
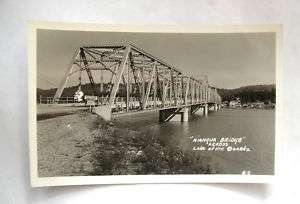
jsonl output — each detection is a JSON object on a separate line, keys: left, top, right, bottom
{"left": 53, "top": 44, "right": 222, "bottom": 121}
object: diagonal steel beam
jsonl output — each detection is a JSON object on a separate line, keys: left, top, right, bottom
{"left": 143, "top": 61, "right": 157, "bottom": 109}
{"left": 53, "top": 49, "right": 79, "bottom": 102}
{"left": 109, "top": 46, "right": 131, "bottom": 105}
{"left": 79, "top": 48, "right": 96, "bottom": 95}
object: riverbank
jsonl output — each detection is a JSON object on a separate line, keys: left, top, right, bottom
{"left": 37, "top": 110, "right": 215, "bottom": 177}
{"left": 37, "top": 104, "right": 88, "bottom": 121}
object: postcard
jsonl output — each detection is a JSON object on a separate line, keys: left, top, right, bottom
{"left": 28, "top": 22, "right": 281, "bottom": 186}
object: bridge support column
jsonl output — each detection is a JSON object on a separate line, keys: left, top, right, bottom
{"left": 204, "top": 104, "right": 208, "bottom": 116}
{"left": 214, "top": 103, "right": 218, "bottom": 111}
{"left": 93, "top": 105, "right": 112, "bottom": 121}
{"left": 182, "top": 107, "right": 189, "bottom": 122}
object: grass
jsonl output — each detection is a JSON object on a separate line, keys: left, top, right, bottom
{"left": 90, "top": 117, "right": 218, "bottom": 175}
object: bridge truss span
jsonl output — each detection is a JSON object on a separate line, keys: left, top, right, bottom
{"left": 53, "top": 44, "right": 221, "bottom": 112}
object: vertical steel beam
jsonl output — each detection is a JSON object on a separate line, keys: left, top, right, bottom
{"left": 197, "top": 83, "right": 199, "bottom": 102}
{"left": 184, "top": 77, "right": 190, "bottom": 105}
{"left": 198, "top": 82, "right": 201, "bottom": 103}
{"left": 162, "top": 76, "right": 166, "bottom": 107}
{"left": 200, "top": 84, "right": 203, "bottom": 102}
{"left": 195, "top": 83, "right": 197, "bottom": 103}
{"left": 200, "top": 84, "right": 202, "bottom": 102}
{"left": 206, "top": 86, "right": 208, "bottom": 102}
{"left": 153, "top": 66, "right": 157, "bottom": 108}
{"left": 126, "top": 61, "right": 130, "bottom": 112}
{"left": 205, "top": 85, "right": 208, "bottom": 102}
{"left": 109, "top": 46, "right": 131, "bottom": 105}
{"left": 205, "top": 85, "right": 207, "bottom": 102}
{"left": 170, "top": 70, "right": 177, "bottom": 106}
{"left": 156, "top": 69, "right": 162, "bottom": 107}
{"left": 195, "top": 83, "right": 198, "bottom": 103}
{"left": 130, "top": 57, "right": 143, "bottom": 108}
{"left": 195, "top": 82, "right": 198, "bottom": 103}
{"left": 190, "top": 80, "right": 194, "bottom": 104}
{"left": 169, "top": 70, "right": 172, "bottom": 103}
{"left": 181, "top": 76, "right": 184, "bottom": 105}
{"left": 141, "top": 67, "right": 145, "bottom": 104}
{"left": 100, "top": 69, "right": 103, "bottom": 94}
{"left": 202, "top": 84, "right": 204, "bottom": 102}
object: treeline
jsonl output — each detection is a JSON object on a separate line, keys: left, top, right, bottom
{"left": 37, "top": 84, "right": 110, "bottom": 98}
{"left": 37, "top": 83, "right": 157, "bottom": 98}
{"left": 37, "top": 83, "right": 276, "bottom": 104}
{"left": 217, "top": 84, "right": 276, "bottom": 104}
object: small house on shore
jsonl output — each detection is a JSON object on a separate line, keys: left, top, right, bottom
{"left": 229, "top": 97, "right": 241, "bottom": 107}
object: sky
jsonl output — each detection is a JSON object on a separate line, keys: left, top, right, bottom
{"left": 37, "top": 29, "right": 276, "bottom": 89}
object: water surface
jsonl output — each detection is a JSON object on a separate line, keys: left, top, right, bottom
{"left": 114, "top": 108, "right": 275, "bottom": 175}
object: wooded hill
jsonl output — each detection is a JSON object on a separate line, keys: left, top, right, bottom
{"left": 37, "top": 83, "right": 110, "bottom": 98}
{"left": 37, "top": 84, "right": 276, "bottom": 104}
{"left": 37, "top": 83, "right": 154, "bottom": 98}
{"left": 217, "top": 84, "right": 276, "bottom": 103}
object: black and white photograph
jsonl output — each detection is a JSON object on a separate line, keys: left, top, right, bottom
{"left": 5, "top": 0, "right": 300, "bottom": 203}
{"left": 28, "top": 23, "right": 280, "bottom": 186}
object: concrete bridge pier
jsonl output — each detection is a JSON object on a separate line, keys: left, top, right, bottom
{"left": 93, "top": 105, "right": 112, "bottom": 121}
{"left": 214, "top": 103, "right": 218, "bottom": 111}
{"left": 177, "top": 107, "right": 189, "bottom": 122}
{"left": 204, "top": 103, "right": 208, "bottom": 116}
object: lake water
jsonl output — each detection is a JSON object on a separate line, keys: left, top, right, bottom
{"left": 113, "top": 108, "right": 275, "bottom": 175}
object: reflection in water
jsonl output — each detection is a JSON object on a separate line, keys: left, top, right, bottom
{"left": 113, "top": 108, "right": 275, "bottom": 175}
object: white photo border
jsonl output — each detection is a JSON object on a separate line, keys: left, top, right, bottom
{"left": 28, "top": 22, "right": 283, "bottom": 187}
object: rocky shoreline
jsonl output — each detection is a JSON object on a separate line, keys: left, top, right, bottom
{"left": 37, "top": 110, "right": 215, "bottom": 177}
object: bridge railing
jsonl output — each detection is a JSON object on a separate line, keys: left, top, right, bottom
{"left": 37, "top": 96, "right": 77, "bottom": 104}
{"left": 37, "top": 93, "right": 221, "bottom": 111}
